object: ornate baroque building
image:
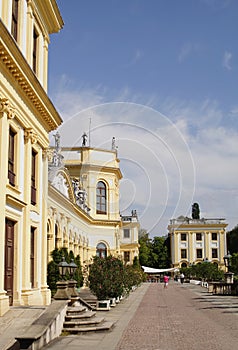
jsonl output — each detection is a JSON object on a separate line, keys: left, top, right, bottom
{"left": 168, "top": 215, "right": 227, "bottom": 269}
{"left": 47, "top": 139, "right": 140, "bottom": 267}
{"left": 0, "top": 0, "right": 139, "bottom": 315}
{"left": 0, "top": 0, "right": 63, "bottom": 315}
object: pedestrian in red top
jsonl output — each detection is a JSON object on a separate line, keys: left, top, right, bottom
{"left": 163, "top": 275, "right": 169, "bottom": 288}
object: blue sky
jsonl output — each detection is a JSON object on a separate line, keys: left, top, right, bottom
{"left": 48, "top": 0, "right": 238, "bottom": 236}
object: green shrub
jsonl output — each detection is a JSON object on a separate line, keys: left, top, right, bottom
{"left": 47, "top": 248, "right": 83, "bottom": 296}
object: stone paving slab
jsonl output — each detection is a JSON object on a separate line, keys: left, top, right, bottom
{"left": 116, "top": 282, "right": 238, "bottom": 350}
{"left": 0, "top": 306, "right": 46, "bottom": 350}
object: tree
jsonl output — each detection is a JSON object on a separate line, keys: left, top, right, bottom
{"left": 227, "top": 225, "right": 238, "bottom": 254}
{"left": 139, "top": 234, "right": 170, "bottom": 269}
{"left": 180, "top": 262, "right": 224, "bottom": 282}
{"left": 149, "top": 236, "right": 170, "bottom": 268}
{"left": 139, "top": 233, "right": 152, "bottom": 266}
{"left": 88, "top": 255, "right": 124, "bottom": 300}
{"left": 230, "top": 253, "right": 238, "bottom": 275}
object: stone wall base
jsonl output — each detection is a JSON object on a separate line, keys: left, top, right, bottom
{"left": 0, "top": 292, "right": 9, "bottom": 316}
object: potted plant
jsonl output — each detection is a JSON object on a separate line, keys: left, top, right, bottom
{"left": 88, "top": 255, "right": 124, "bottom": 310}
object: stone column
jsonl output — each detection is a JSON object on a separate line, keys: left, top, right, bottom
{"left": 40, "top": 149, "right": 51, "bottom": 304}
{"left": 21, "top": 128, "right": 37, "bottom": 302}
{"left": 0, "top": 98, "right": 14, "bottom": 315}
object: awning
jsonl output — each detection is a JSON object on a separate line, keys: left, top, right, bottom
{"left": 142, "top": 266, "right": 179, "bottom": 274}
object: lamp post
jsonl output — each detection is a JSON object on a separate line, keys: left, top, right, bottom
{"left": 223, "top": 251, "right": 234, "bottom": 285}
{"left": 54, "top": 257, "right": 71, "bottom": 300}
{"left": 58, "top": 256, "right": 69, "bottom": 279}
{"left": 68, "top": 259, "right": 79, "bottom": 299}
{"left": 223, "top": 252, "right": 232, "bottom": 272}
{"left": 69, "top": 259, "right": 77, "bottom": 279}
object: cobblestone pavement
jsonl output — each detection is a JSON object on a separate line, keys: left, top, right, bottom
{"left": 116, "top": 282, "right": 238, "bottom": 350}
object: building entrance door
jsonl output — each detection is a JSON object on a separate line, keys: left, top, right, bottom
{"left": 4, "top": 219, "right": 15, "bottom": 306}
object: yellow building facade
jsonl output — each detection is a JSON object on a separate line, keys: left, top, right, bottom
{"left": 0, "top": 0, "right": 63, "bottom": 315}
{"left": 0, "top": 0, "right": 139, "bottom": 316}
{"left": 120, "top": 211, "right": 140, "bottom": 264}
{"left": 47, "top": 142, "right": 139, "bottom": 266}
{"left": 168, "top": 215, "right": 228, "bottom": 269}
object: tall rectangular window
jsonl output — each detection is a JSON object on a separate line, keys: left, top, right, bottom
{"left": 181, "top": 233, "right": 187, "bottom": 241}
{"left": 31, "top": 150, "right": 37, "bottom": 205}
{"left": 196, "top": 233, "right": 202, "bottom": 241}
{"left": 181, "top": 249, "right": 187, "bottom": 259}
{"left": 11, "top": 0, "right": 19, "bottom": 41}
{"left": 196, "top": 249, "right": 203, "bottom": 259}
{"left": 8, "top": 128, "right": 16, "bottom": 186}
{"left": 33, "top": 28, "right": 38, "bottom": 73}
{"left": 124, "top": 229, "right": 130, "bottom": 239}
{"left": 212, "top": 233, "right": 217, "bottom": 241}
{"left": 30, "top": 227, "right": 35, "bottom": 288}
{"left": 212, "top": 248, "right": 218, "bottom": 258}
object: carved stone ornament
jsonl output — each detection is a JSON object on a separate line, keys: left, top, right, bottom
{"left": 24, "top": 128, "right": 38, "bottom": 144}
{"left": 0, "top": 97, "right": 15, "bottom": 119}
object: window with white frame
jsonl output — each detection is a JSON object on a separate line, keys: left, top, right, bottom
{"left": 96, "top": 181, "right": 107, "bottom": 214}
{"left": 123, "top": 229, "right": 130, "bottom": 239}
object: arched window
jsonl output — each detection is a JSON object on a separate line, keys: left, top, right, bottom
{"left": 96, "top": 181, "right": 107, "bottom": 214}
{"left": 96, "top": 242, "right": 107, "bottom": 258}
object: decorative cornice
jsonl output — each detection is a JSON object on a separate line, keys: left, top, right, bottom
{"left": 24, "top": 128, "right": 38, "bottom": 144}
{"left": 0, "top": 97, "right": 15, "bottom": 119}
{"left": 0, "top": 20, "right": 62, "bottom": 131}
{"left": 6, "top": 194, "right": 27, "bottom": 209}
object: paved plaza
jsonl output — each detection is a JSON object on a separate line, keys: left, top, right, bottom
{"left": 44, "top": 281, "right": 238, "bottom": 350}
{"left": 2, "top": 281, "right": 238, "bottom": 349}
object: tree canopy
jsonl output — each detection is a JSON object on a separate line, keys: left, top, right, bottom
{"left": 139, "top": 234, "right": 170, "bottom": 269}
{"left": 227, "top": 225, "right": 238, "bottom": 254}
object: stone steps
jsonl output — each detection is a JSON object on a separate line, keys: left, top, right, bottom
{"left": 62, "top": 301, "right": 114, "bottom": 334}
{"left": 66, "top": 305, "right": 87, "bottom": 314}
{"left": 63, "top": 321, "right": 114, "bottom": 333}
{"left": 65, "top": 310, "right": 96, "bottom": 321}
{"left": 64, "top": 316, "right": 105, "bottom": 328}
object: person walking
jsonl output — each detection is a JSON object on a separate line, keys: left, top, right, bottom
{"left": 163, "top": 274, "right": 169, "bottom": 288}
{"left": 180, "top": 272, "right": 185, "bottom": 284}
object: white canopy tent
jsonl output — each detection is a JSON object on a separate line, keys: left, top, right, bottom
{"left": 142, "top": 266, "right": 179, "bottom": 274}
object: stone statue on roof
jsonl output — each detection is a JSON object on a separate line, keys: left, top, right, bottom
{"left": 192, "top": 203, "right": 200, "bottom": 219}
{"left": 82, "top": 132, "right": 87, "bottom": 147}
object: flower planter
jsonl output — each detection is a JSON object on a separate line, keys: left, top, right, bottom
{"left": 96, "top": 299, "right": 110, "bottom": 310}
{"left": 110, "top": 298, "right": 116, "bottom": 307}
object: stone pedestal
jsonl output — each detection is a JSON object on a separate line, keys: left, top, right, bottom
{"left": 54, "top": 281, "right": 71, "bottom": 300}
{"left": 224, "top": 272, "right": 234, "bottom": 284}
{"left": 68, "top": 279, "right": 79, "bottom": 298}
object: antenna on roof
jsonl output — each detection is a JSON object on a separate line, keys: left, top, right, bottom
{"left": 89, "top": 116, "right": 92, "bottom": 147}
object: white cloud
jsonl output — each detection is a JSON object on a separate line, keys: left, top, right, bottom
{"left": 223, "top": 51, "right": 232, "bottom": 70}
{"left": 51, "top": 85, "right": 238, "bottom": 236}
{"left": 178, "top": 43, "right": 201, "bottom": 63}
{"left": 130, "top": 49, "right": 143, "bottom": 65}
